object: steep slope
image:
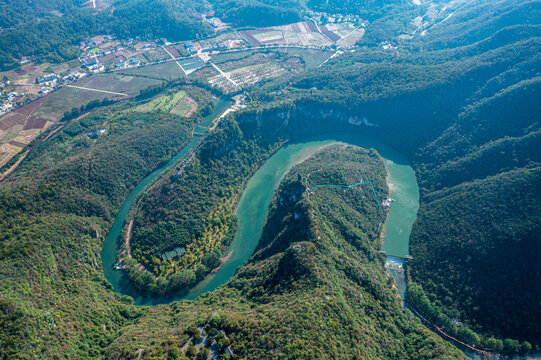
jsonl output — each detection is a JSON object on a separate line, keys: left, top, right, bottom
{"left": 0, "top": 102, "right": 192, "bottom": 358}
{"left": 104, "top": 145, "right": 463, "bottom": 359}
{"left": 0, "top": 0, "right": 212, "bottom": 70}
{"left": 409, "top": 168, "right": 541, "bottom": 349}
{"left": 245, "top": 0, "right": 541, "bottom": 349}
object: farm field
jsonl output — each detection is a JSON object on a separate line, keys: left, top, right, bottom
{"left": 73, "top": 72, "right": 161, "bottom": 96}
{"left": 33, "top": 87, "right": 109, "bottom": 121}
{"left": 212, "top": 48, "right": 332, "bottom": 73}
{"left": 211, "top": 50, "right": 259, "bottom": 64}
{"left": 208, "top": 62, "right": 286, "bottom": 93}
{"left": 198, "top": 31, "right": 247, "bottom": 51}
{"left": 0, "top": 96, "right": 53, "bottom": 168}
{"left": 31, "top": 72, "right": 160, "bottom": 122}
{"left": 241, "top": 21, "right": 334, "bottom": 47}
{"left": 190, "top": 65, "right": 219, "bottom": 81}
{"left": 136, "top": 90, "right": 197, "bottom": 116}
{"left": 211, "top": 52, "right": 271, "bottom": 72}
{"left": 321, "top": 22, "right": 358, "bottom": 41}
{"left": 276, "top": 48, "right": 333, "bottom": 69}
{"left": 119, "top": 61, "right": 185, "bottom": 80}
{"left": 178, "top": 57, "right": 205, "bottom": 72}
{"left": 164, "top": 46, "right": 181, "bottom": 57}
{"left": 172, "top": 44, "right": 191, "bottom": 57}
{"left": 337, "top": 27, "right": 365, "bottom": 48}
{"left": 142, "top": 47, "right": 170, "bottom": 63}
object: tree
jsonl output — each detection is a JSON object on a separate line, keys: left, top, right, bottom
{"left": 484, "top": 337, "right": 503, "bottom": 351}
{"left": 196, "top": 347, "right": 209, "bottom": 360}
{"left": 185, "top": 324, "right": 199, "bottom": 337}
{"left": 202, "top": 248, "right": 222, "bottom": 269}
{"left": 196, "top": 264, "right": 209, "bottom": 282}
{"left": 503, "top": 338, "right": 520, "bottom": 352}
{"left": 521, "top": 341, "right": 532, "bottom": 353}
{"left": 207, "top": 327, "right": 218, "bottom": 337}
{"left": 169, "top": 345, "right": 181, "bottom": 359}
{"left": 185, "top": 344, "right": 197, "bottom": 359}
{"left": 457, "top": 327, "right": 480, "bottom": 346}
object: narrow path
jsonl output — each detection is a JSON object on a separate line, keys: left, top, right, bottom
{"left": 161, "top": 46, "right": 188, "bottom": 76}
{"left": 319, "top": 51, "right": 340, "bottom": 68}
{"left": 67, "top": 85, "right": 128, "bottom": 96}
{"left": 0, "top": 150, "right": 29, "bottom": 181}
{"left": 211, "top": 63, "right": 239, "bottom": 88}
{"left": 407, "top": 300, "right": 494, "bottom": 358}
{"left": 310, "top": 17, "right": 333, "bottom": 42}
{"left": 339, "top": 26, "right": 363, "bottom": 42}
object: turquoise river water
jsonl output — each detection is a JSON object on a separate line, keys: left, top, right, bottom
{"left": 102, "top": 130, "right": 419, "bottom": 305}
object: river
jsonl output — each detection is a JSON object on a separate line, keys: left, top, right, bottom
{"left": 100, "top": 96, "right": 231, "bottom": 305}
{"left": 100, "top": 122, "right": 541, "bottom": 358}
{"left": 102, "top": 131, "right": 419, "bottom": 305}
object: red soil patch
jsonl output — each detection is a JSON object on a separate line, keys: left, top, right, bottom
{"left": 13, "top": 96, "right": 48, "bottom": 116}
{"left": 166, "top": 46, "right": 181, "bottom": 57}
{"left": 0, "top": 113, "right": 26, "bottom": 130}
{"left": 24, "top": 117, "right": 47, "bottom": 130}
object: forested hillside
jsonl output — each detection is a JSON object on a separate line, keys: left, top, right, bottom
{"left": 211, "top": 0, "right": 302, "bottom": 27}
{"left": 0, "top": 0, "right": 539, "bottom": 357}
{"left": 0, "top": 0, "right": 212, "bottom": 70}
{"left": 409, "top": 168, "right": 541, "bottom": 351}
{"left": 126, "top": 121, "right": 274, "bottom": 294}
{"left": 0, "top": 102, "right": 192, "bottom": 358}
{"left": 235, "top": 0, "right": 541, "bottom": 350}
{"left": 0, "top": 0, "right": 76, "bottom": 28}
{"left": 104, "top": 145, "right": 463, "bottom": 359}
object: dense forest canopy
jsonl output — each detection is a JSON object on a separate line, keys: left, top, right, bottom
{"left": 0, "top": 0, "right": 540, "bottom": 358}
{"left": 104, "top": 145, "right": 463, "bottom": 359}
{"left": 0, "top": 0, "right": 212, "bottom": 69}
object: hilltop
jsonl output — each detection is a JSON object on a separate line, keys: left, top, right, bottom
{"left": 103, "top": 144, "right": 463, "bottom": 359}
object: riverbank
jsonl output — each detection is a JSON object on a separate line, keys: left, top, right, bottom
{"left": 101, "top": 97, "right": 233, "bottom": 304}
{"left": 102, "top": 131, "right": 419, "bottom": 304}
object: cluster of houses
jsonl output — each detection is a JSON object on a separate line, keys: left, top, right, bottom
{"left": 317, "top": 12, "right": 368, "bottom": 26}
{"left": 80, "top": 56, "right": 105, "bottom": 73}
{"left": 35, "top": 73, "right": 59, "bottom": 85}
{"left": 0, "top": 91, "right": 19, "bottom": 115}
{"left": 114, "top": 56, "right": 140, "bottom": 69}
{"left": 185, "top": 41, "right": 198, "bottom": 54}
{"left": 79, "top": 35, "right": 114, "bottom": 50}
{"left": 78, "top": 36, "right": 120, "bottom": 73}
{"left": 35, "top": 70, "right": 86, "bottom": 94}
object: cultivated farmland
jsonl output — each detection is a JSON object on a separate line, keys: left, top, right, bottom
{"left": 136, "top": 90, "right": 197, "bottom": 117}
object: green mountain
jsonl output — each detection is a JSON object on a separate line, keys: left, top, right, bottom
{"left": 0, "top": 0, "right": 212, "bottom": 70}
{"left": 0, "top": 0, "right": 540, "bottom": 358}
{"left": 104, "top": 145, "right": 462, "bottom": 359}
{"left": 0, "top": 103, "right": 193, "bottom": 358}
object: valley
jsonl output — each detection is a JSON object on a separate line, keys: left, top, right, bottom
{"left": 0, "top": 0, "right": 539, "bottom": 359}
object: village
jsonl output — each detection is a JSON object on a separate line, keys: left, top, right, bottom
{"left": 0, "top": 10, "right": 373, "bottom": 116}
{"left": 2, "top": 2, "right": 455, "bottom": 173}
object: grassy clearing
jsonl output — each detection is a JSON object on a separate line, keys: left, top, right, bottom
{"left": 278, "top": 48, "right": 332, "bottom": 69}
{"left": 136, "top": 90, "right": 195, "bottom": 116}
{"left": 34, "top": 87, "right": 108, "bottom": 121}
{"left": 68, "top": 60, "right": 80, "bottom": 69}
{"left": 119, "top": 61, "right": 185, "bottom": 80}
{"left": 75, "top": 73, "right": 162, "bottom": 95}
